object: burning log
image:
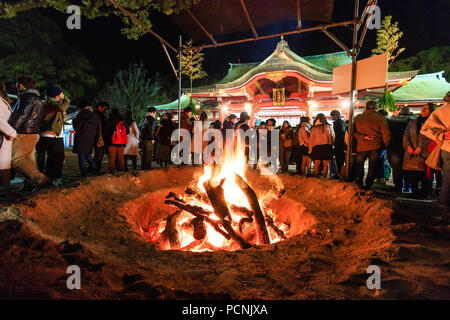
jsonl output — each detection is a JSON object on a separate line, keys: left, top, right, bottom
{"left": 234, "top": 174, "right": 271, "bottom": 245}
{"left": 185, "top": 186, "right": 210, "bottom": 203}
{"left": 164, "top": 199, "right": 231, "bottom": 241}
{"left": 238, "top": 217, "right": 254, "bottom": 234}
{"left": 203, "top": 179, "right": 231, "bottom": 220}
{"left": 191, "top": 217, "right": 207, "bottom": 240}
{"left": 265, "top": 215, "right": 287, "bottom": 240}
{"left": 180, "top": 239, "right": 206, "bottom": 251}
{"left": 222, "top": 219, "right": 252, "bottom": 249}
{"left": 203, "top": 179, "right": 252, "bottom": 249}
{"left": 163, "top": 210, "right": 182, "bottom": 249}
{"left": 165, "top": 192, "right": 185, "bottom": 203}
{"left": 230, "top": 205, "right": 254, "bottom": 218}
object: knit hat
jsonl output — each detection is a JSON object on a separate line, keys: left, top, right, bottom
{"left": 46, "top": 86, "right": 62, "bottom": 98}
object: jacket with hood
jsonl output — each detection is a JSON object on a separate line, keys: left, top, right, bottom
{"left": 40, "top": 96, "right": 70, "bottom": 136}
{"left": 72, "top": 108, "right": 99, "bottom": 155}
{"left": 8, "top": 89, "right": 43, "bottom": 134}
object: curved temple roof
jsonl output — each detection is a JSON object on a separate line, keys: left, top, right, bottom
{"left": 188, "top": 40, "right": 419, "bottom": 94}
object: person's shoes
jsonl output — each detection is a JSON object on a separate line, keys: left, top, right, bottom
{"left": 331, "top": 174, "right": 340, "bottom": 180}
{"left": 31, "top": 176, "right": 52, "bottom": 193}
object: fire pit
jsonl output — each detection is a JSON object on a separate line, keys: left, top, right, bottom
{"left": 123, "top": 150, "right": 316, "bottom": 252}
{"left": 3, "top": 160, "right": 399, "bottom": 299}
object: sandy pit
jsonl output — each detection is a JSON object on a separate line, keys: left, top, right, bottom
{"left": 0, "top": 167, "right": 449, "bottom": 299}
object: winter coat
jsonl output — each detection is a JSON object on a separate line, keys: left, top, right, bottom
{"left": 0, "top": 97, "right": 17, "bottom": 170}
{"left": 298, "top": 123, "right": 310, "bottom": 147}
{"left": 40, "top": 97, "right": 70, "bottom": 136}
{"left": 8, "top": 89, "right": 43, "bottom": 134}
{"left": 309, "top": 124, "right": 335, "bottom": 152}
{"left": 333, "top": 118, "right": 346, "bottom": 150}
{"left": 72, "top": 108, "right": 99, "bottom": 155}
{"left": 353, "top": 110, "right": 390, "bottom": 152}
{"left": 156, "top": 118, "right": 175, "bottom": 145}
{"left": 105, "top": 118, "right": 129, "bottom": 147}
{"left": 124, "top": 121, "right": 139, "bottom": 155}
{"left": 280, "top": 127, "right": 294, "bottom": 151}
{"left": 420, "top": 103, "right": 450, "bottom": 153}
{"left": 140, "top": 115, "right": 157, "bottom": 141}
{"left": 388, "top": 115, "right": 411, "bottom": 152}
{"left": 403, "top": 117, "right": 432, "bottom": 158}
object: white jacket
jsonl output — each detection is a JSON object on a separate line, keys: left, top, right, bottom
{"left": 124, "top": 121, "right": 140, "bottom": 156}
{"left": 0, "top": 97, "right": 17, "bottom": 170}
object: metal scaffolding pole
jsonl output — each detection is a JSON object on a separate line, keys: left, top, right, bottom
{"left": 346, "top": 0, "right": 360, "bottom": 181}
{"left": 178, "top": 35, "right": 182, "bottom": 137}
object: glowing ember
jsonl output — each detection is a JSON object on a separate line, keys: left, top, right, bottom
{"left": 145, "top": 139, "right": 289, "bottom": 252}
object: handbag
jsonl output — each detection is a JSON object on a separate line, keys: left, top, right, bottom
{"left": 425, "top": 141, "right": 443, "bottom": 170}
{"left": 402, "top": 153, "right": 427, "bottom": 171}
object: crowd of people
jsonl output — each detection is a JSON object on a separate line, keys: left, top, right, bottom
{"left": 0, "top": 75, "right": 448, "bottom": 217}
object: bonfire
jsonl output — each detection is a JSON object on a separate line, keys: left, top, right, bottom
{"left": 144, "top": 140, "right": 289, "bottom": 252}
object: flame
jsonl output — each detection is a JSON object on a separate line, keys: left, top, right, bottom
{"left": 146, "top": 136, "right": 289, "bottom": 252}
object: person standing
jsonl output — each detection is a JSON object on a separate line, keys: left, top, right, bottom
{"left": 0, "top": 81, "right": 17, "bottom": 187}
{"left": 72, "top": 101, "right": 99, "bottom": 177}
{"left": 353, "top": 101, "right": 391, "bottom": 189}
{"left": 387, "top": 107, "right": 412, "bottom": 192}
{"left": 235, "top": 112, "right": 251, "bottom": 162}
{"left": 124, "top": 111, "right": 139, "bottom": 172}
{"left": 421, "top": 92, "right": 450, "bottom": 218}
{"left": 36, "top": 86, "right": 69, "bottom": 186}
{"left": 8, "top": 75, "right": 49, "bottom": 190}
{"left": 105, "top": 108, "right": 127, "bottom": 172}
{"left": 93, "top": 101, "right": 109, "bottom": 172}
{"left": 279, "top": 120, "right": 294, "bottom": 173}
{"left": 330, "top": 110, "right": 346, "bottom": 178}
{"left": 140, "top": 106, "right": 157, "bottom": 170}
{"left": 402, "top": 104, "right": 434, "bottom": 198}
{"left": 156, "top": 112, "right": 175, "bottom": 168}
{"left": 309, "top": 114, "right": 335, "bottom": 178}
{"left": 298, "top": 117, "right": 311, "bottom": 176}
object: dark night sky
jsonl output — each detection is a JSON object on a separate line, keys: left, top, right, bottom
{"left": 48, "top": 0, "right": 450, "bottom": 90}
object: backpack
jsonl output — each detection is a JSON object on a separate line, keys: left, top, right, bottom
{"left": 112, "top": 121, "right": 128, "bottom": 145}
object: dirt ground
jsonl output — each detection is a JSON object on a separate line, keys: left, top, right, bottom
{"left": 0, "top": 163, "right": 449, "bottom": 300}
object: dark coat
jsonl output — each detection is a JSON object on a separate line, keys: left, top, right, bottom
{"left": 140, "top": 115, "right": 157, "bottom": 141}
{"left": 8, "top": 89, "right": 44, "bottom": 134}
{"left": 333, "top": 118, "right": 346, "bottom": 150}
{"left": 157, "top": 118, "right": 175, "bottom": 145}
{"left": 72, "top": 109, "right": 99, "bottom": 155}
{"left": 388, "top": 115, "right": 411, "bottom": 152}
